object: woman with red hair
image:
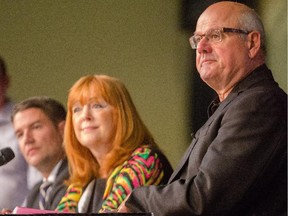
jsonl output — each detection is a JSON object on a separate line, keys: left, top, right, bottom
{"left": 56, "top": 75, "right": 172, "bottom": 213}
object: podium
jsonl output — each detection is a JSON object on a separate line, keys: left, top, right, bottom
{"left": 7, "top": 214, "right": 152, "bottom": 216}
{"left": 5, "top": 213, "right": 153, "bottom": 216}
{"left": 8, "top": 207, "right": 152, "bottom": 215}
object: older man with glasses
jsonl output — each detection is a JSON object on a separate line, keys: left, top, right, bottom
{"left": 118, "top": 1, "right": 287, "bottom": 216}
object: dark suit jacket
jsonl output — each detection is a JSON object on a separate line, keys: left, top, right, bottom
{"left": 25, "top": 159, "right": 69, "bottom": 210}
{"left": 126, "top": 64, "right": 287, "bottom": 216}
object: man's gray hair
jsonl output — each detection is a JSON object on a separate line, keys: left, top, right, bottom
{"left": 238, "top": 8, "right": 266, "bottom": 55}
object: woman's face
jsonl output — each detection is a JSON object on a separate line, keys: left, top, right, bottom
{"left": 72, "top": 97, "right": 117, "bottom": 155}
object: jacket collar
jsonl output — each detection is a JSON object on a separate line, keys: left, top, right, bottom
{"left": 207, "top": 64, "right": 273, "bottom": 118}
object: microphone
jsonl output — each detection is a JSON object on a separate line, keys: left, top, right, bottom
{"left": 0, "top": 147, "right": 15, "bottom": 166}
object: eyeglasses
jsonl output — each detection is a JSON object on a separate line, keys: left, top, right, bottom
{"left": 189, "top": 27, "right": 251, "bottom": 49}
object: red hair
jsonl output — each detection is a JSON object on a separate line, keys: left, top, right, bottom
{"left": 65, "top": 75, "right": 158, "bottom": 186}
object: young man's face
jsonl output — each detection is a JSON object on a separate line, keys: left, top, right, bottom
{"left": 13, "top": 108, "right": 65, "bottom": 172}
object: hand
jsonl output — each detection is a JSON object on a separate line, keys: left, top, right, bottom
{"left": 1, "top": 208, "right": 12, "bottom": 214}
{"left": 117, "top": 194, "right": 132, "bottom": 213}
{"left": 117, "top": 202, "right": 131, "bottom": 213}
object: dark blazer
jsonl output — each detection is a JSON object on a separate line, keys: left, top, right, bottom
{"left": 126, "top": 64, "right": 287, "bottom": 216}
{"left": 25, "top": 159, "right": 69, "bottom": 210}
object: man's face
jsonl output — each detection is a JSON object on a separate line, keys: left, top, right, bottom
{"left": 13, "top": 108, "right": 65, "bottom": 171}
{"left": 194, "top": 4, "right": 251, "bottom": 93}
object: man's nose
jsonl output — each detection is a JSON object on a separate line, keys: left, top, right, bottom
{"left": 23, "top": 131, "right": 33, "bottom": 144}
{"left": 197, "top": 37, "right": 212, "bottom": 53}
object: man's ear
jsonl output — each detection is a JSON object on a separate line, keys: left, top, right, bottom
{"left": 247, "top": 31, "right": 261, "bottom": 58}
{"left": 58, "top": 120, "right": 66, "bottom": 137}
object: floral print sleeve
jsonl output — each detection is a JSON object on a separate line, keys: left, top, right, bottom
{"left": 99, "top": 146, "right": 166, "bottom": 212}
{"left": 56, "top": 146, "right": 170, "bottom": 213}
{"left": 56, "top": 184, "right": 83, "bottom": 212}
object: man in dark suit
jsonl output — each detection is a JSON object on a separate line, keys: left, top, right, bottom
{"left": 118, "top": 2, "right": 287, "bottom": 216}
{"left": 10, "top": 96, "right": 69, "bottom": 210}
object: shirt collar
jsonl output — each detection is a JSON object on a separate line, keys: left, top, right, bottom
{"left": 43, "top": 160, "right": 63, "bottom": 183}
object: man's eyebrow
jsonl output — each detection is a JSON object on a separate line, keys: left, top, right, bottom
{"left": 15, "top": 120, "right": 42, "bottom": 131}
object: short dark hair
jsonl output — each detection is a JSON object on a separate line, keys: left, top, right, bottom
{"left": 0, "top": 56, "right": 7, "bottom": 78}
{"left": 11, "top": 96, "right": 66, "bottom": 127}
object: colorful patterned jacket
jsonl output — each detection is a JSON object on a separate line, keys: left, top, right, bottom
{"left": 56, "top": 146, "right": 173, "bottom": 213}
